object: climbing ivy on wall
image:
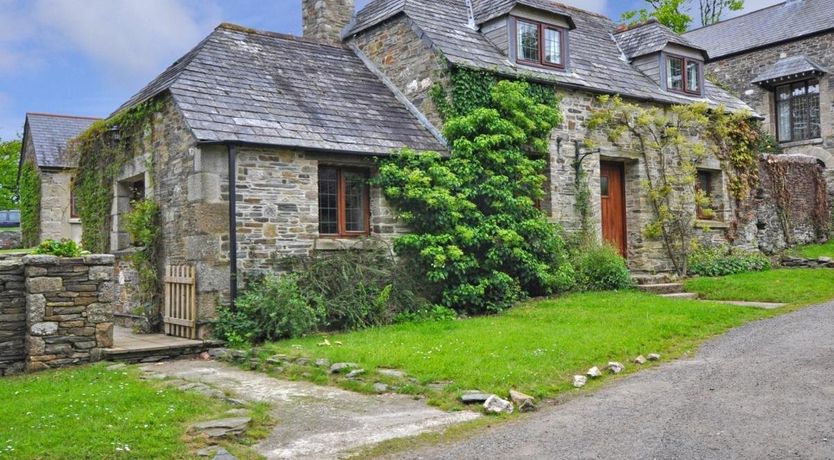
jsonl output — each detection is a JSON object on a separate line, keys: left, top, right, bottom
{"left": 124, "top": 198, "right": 162, "bottom": 329}
{"left": 71, "top": 99, "right": 163, "bottom": 253}
{"left": 18, "top": 161, "right": 40, "bottom": 247}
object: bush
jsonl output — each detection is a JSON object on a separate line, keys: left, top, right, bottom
{"left": 573, "top": 244, "right": 633, "bottom": 292}
{"left": 689, "top": 245, "right": 772, "bottom": 277}
{"left": 214, "top": 274, "right": 321, "bottom": 346}
{"left": 33, "top": 239, "right": 83, "bottom": 257}
{"left": 291, "top": 245, "right": 429, "bottom": 331}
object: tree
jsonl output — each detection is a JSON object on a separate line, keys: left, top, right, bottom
{"left": 622, "top": 0, "right": 744, "bottom": 33}
{"left": 375, "top": 80, "right": 575, "bottom": 314}
{"left": 0, "top": 138, "right": 22, "bottom": 210}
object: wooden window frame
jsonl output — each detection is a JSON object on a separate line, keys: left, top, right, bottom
{"left": 318, "top": 166, "right": 371, "bottom": 238}
{"left": 775, "top": 78, "right": 821, "bottom": 143}
{"left": 513, "top": 17, "right": 567, "bottom": 70}
{"left": 666, "top": 53, "right": 702, "bottom": 96}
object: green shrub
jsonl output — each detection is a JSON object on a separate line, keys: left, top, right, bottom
{"left": 291, "top": 245, "right": 429, "bottom": 331}
{"left": 214, "top": 274, "right": 322, "bottom": 346}
{"left": 33, "top": 239, "right": 83, "bottom": 257}
{"left": 689, "top": 245, "right": 772, "bottom": 277}
{"left": 573, "top": 244, "right": 633, "bottom": 292}
{"left": 18, "top": 161, "right": 40, "bottom": 247}
{"left": 375, "top": 80, "right": 574, "bottom": 315}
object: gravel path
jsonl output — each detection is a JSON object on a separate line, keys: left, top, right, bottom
{"left": 400, "top": 301, "right": 834, "bottom": 460}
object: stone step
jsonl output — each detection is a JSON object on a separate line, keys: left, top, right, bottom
{"left": 638, "top": 283, "right": 685, "bottom": 295}
{"left": 631, "top": 273, "right": 678, "bottom": 286}
{"left": 661, "top": 292, "right": 700, "bottom": 300}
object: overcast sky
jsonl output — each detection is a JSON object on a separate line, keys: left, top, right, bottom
{"left": 0, "top": 0, "right": 782, "bottom": 140}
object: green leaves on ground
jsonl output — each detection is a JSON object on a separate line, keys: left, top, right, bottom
{"left": 376, "top": 81, "right": 574, "bottom": 314}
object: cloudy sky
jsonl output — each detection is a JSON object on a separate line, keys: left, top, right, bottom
{"left": 0, "top": 0, "right": 782, "bottom": 140}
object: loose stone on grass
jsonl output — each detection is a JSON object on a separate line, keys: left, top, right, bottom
{"left": 461, "top": 391, "right": 492, "bottom": 404}
{"left": 509, "top": 390, "right": 536, "bottom": 412}
{"left": 648, "top": 353, "right": 661, "bottom": 361}
{"left": 314, "top": 358, "right": 330, "bottom": 368}
{"left": 484, "top": 395, "right": 514, "bottom": 415}
{"left": 346, "top": 369, "right": 366, "bottom": 379}
{"left": 378, "top": 368, "right": 407, "bottom": 379}
{"left": 373, "top": 383, "right": 389, "bottom": 394}
{"left": 587, "top": 366, "right": 602, "bottom": 378}
{"left": 213, "top": 448, "right": 238, "bottom": 460}
{"left": 189, "top": 417, "right": 251, "bottom": 439}
{"left": 634, "top": 355, "right": 647, "bottom": 365}
{"left": 330, "top": 362, "right": 359, "bottom": 374}
{"left": 607, "top": 362, "right": 625, "bottom": 374}
{"left": 106, "top": 363, "right": 127, "bottom": 371}
{"left": 573, "top": 375, "right": 587, "bottom": 388}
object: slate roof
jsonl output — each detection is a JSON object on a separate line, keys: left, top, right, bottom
{"left": 684, "top": 0, "right": 834, "bottom": 60}
{"left": 22, "top": 113, "right": 100, "bottom": 169}
{"left": 344, "top": 0, "right": 751, "bottom": 112}
{"left": 119, "top": 24, "right": 446, "bottom": 155}
{"left": 751, "top": 55, "right": 828, "bottom": 86}
{"left": 614, "top": 20, "right": 706, "bottom": 60}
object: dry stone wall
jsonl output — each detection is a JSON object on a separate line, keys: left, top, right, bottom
{"left": 0, "top": 254, "right": 115, "bottom": 375}
{"left": 0, "top": 231, "right": 21, "bottom": 250}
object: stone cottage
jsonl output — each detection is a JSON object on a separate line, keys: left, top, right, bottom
{"left": 90, "top": 0, "right": 819, "bottom": 335}
{"left": 684, "top": 0, "right": 834, "bottom": 200}
{"left": 18, "top": 113, "right": 99, "bottom": 245}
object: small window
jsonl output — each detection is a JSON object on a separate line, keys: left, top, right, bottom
{"left": 666, "top": 54, "right": 702, "bottom": 95}
{"left": 515, "top": 18, "right": 566, "bottom": 69}
{"left": 600, "top": 176, "right": 609, "bottom": 197}
{"left": 696, "top": 170, "right": 714, "bottom": 220}
{"left": 70, "top": 179, "right": 79, "bottom": 219}
{"left": 776, "top": 79, "right": 821, "bottom": 142}
{"left": 318, "top": 166, "right": 370, "bottom": 237}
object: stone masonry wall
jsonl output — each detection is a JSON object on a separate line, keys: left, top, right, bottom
{"left": 706, "top": 31, "right": 834, "bottom": 207}
{"left": 235, "top": 147, "right": 407, "bottom": 278}
{"left": 349, "top": 14, "right": 450, "bottom": 128}
{"left": 0, "top": 259, "right": 25, "bottom": 376}
{"left": 24, "top": 254, "right": 114, "bottom": 372}
{"left": 0, "top": 231, "right": 21, "bottom": 250}
{"left": 0, "top": 254, "right": 115, "bottom": 375}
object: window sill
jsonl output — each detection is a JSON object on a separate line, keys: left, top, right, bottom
{"left": 696, "top": 219, "right": 730, "bottom": 229}
{"left": 69, "top": 218, "right": 81, "bottom": 224}
{"left": 779, "top": 138, "right": 823, "bottom": 148}
{"left": 314, "top": 237, "right": 385, "bottom": 252}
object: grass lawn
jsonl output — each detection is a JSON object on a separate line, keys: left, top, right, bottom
{"left": 260, "top": 291, "right": 769, "bottom": 407}
{"left": 791, "top": 239, "right": 834, "bottom": 259}
{"left": 685, "top": 268, "right": 834, "bottom": 305}
{"left": 0, "top": 364, "right": 268, "bottom": 459}
{"left": 0, "top": 247, "right": 32, "bottom": 255}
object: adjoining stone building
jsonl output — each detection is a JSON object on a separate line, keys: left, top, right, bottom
{"left": 18, "top": 113, "right": 100, "bottom": 244}
{"left": 88, "top": 0, "right": 828, "bottom": 334}
{"left": 684, "top": 0, "right": 834, "bottom": 201}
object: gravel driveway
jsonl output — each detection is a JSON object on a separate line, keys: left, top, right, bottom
{"left": 399, "top": 301, "right": 834, "bottom": 460}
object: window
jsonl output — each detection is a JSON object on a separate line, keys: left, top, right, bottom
{"left": 666, "top": 54, "right": 702, "bottom": 95}
{"left": 318, "top": 166, "right": 370, "bottom": 237}
{"left": 70, "top": 179, "right": 79, "bottom": 219}
{"left": 696, "top": 170, "right": 715, "bottom": 220}
{"left": 776, "top": 79, "right": 821, "bottom": 142}
{"left": 600, "top": 176, "right": 609, "bottom": 197}
{"left": 515, "top": 18, "right": 566, "bottom": 68}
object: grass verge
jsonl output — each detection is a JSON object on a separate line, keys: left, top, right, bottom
{"left": 790, "top": 239, "right": 834, "bottom": 259}
{"left": 0, "top": 247, "right": 32, "bottom": 255}
{"left": 0, "top": 363, "right": 269, "bottom": 459}
{"left": 257, "top": 290, "right": 768, "bottom": 409}
{"left": 684, "top": 268, "right": 834, "bottom": 305}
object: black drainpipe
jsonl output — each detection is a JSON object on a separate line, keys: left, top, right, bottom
{"left": 227, "top": 143, "right": 238, "bottom": 309}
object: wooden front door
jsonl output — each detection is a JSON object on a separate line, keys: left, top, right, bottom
{"left": 600, "top": 162, "right": 627, "bottom": 257}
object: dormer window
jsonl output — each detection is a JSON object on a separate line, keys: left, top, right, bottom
{"left": 666, "top": 54, "right": 702, "bottom": 95}
{"left": 514, "top": 18, "right": 566, "bottom": 69}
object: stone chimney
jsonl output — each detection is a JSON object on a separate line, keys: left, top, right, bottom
{"left": 302, "top": 0, "right": 355, "bottom": 44}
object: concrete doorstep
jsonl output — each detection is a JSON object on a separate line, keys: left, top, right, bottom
{"left": 140, "top": 360, "right": 480, "bottom": 460}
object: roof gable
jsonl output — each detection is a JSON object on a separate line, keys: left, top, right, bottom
{"left": 614, "top": 20, "right": 706, "bottom": 60}
{"left": 22, "top": 113, "right": 100, "bottom": 169}
{"left": 117, "top": 24, "right": 446, "bottom": 155}
{"left": 752, "top": 55, "right": 828, "bottom": 87}
{"left": 684, "top": 0, "right": 834, "bottom": 60}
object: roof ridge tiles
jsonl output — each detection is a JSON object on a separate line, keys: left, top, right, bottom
{"left": 216, "top": 22, "right": 349, "bottom": 49}
{"left": 26, "top": 112, "right": 101, "bottom": 120}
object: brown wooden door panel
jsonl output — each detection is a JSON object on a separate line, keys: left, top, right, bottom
{"left": 600, "top": 162, "right": 627, "bottom": 257}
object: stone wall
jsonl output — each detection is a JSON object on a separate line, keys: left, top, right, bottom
{"left": 349, "top": 14, "right": 450, "bottom": 128}
{"left": 24, "top": 254, "right": 114, "bottom": 372}
{"left": 706, "top": 31, "right": 834, "bottom": 204}
{"left": 0, "top": 259, "right": 25, "bottom": 376}
{"left": 735, "top": 155, "right": 831, "bottom": 254}
{"left": 0, "top": 231, "right": 21, "bottom": 250}
{"left": 0, "top": 254, "right": 115, "bottom": 375}
{"left": 234, "top": 147, "right": 407, "bottom": 278}
{"left": 302, "top": 0, "right": 354, "bottom": 45}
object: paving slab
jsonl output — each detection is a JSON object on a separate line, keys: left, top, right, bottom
{"left": 141, "top": 360, "right": 479, "bottom": 459}
{"left": 714, "top": 300, "right": 787, "bottom": 309}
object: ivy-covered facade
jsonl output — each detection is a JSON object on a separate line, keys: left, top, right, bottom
{"left": 77, "top": 0, "right": 831, "bottom": 330}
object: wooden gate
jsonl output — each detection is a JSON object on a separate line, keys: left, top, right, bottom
{"left": 163, "top": 265, "right": 197, "bottom": 339}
